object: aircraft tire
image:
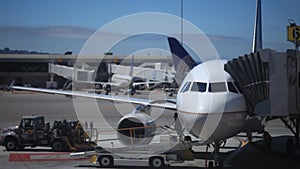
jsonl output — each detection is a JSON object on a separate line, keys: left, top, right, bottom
{"left": 208, "top": 161, "right": 214, "bottom": 168}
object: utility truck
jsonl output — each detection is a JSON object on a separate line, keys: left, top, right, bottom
{"left": 0, "top": 115, "right": 96, "bottom": 151}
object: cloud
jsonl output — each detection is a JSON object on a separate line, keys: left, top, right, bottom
{"left": 167, "top": 33, "right": 248, "bottom": 45}
{"left": 0, "top": 26, "right": 96, "bottom": 39}
{"left": 206, "top": 34, "right": 246, "bottom": 41}
{"left": 0, "top": 27, "right": 252, "bottom": 56}
{"left": 0, "top": 26, "right": 247, "bottom": 42}
{"left": 38, "top": 26, "right": 96, "bottom": 39}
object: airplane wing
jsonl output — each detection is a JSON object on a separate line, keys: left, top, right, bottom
{"left": 12, "top": 86, "right": 177, "bottom": 110}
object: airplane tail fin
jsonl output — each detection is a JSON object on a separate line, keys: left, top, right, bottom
{"left": 7, "top": 80, "right": 15, "bottom": 90}
{"left": 252, "top": 0, "right": 263, "bottom": 53}
{"left": 167, "top": 37, "right": 197, "bottom": 86}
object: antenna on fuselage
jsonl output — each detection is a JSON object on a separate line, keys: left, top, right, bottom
{"left": 252, "top": 0, "right": 263, "bottom": 53}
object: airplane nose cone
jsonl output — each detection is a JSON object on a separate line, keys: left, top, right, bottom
{"left": 178, "top": 93, "right": 227, "bottom": 140}
{"left": 177, "top": 92, "right": 247, "bottom": 142}
{"left": 176, "top": 60, "right": 247, "bottom": 142}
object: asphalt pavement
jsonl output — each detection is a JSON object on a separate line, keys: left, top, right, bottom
{"left": 0, "top": 91, "right": 299, "bottom": 169}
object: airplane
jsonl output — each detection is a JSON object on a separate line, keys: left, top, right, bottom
{"left": 12, "top": 0, "right": 265, "bottom": 167}
{"left": 79, "top": 55, "right": 174, "bottom": 95}
{"left": 11, "top": 40, "right": 251, "bottom": 167}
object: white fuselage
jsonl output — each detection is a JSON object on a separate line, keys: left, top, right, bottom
{"left": 111, "top": 74, "right": 132, "bottom": 88}
{"left": 176, "top": 59, "right": 247, "bottom": 143}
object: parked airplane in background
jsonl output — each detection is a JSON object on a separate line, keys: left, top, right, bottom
{"left": 12, "top": 0, "right": 264, "bottom": 167}
{"left": 81, "top": 55, "right": 174, "bottom": 95}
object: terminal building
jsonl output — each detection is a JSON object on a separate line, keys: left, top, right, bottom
{"left": 0, "top": 54, "right": 173, "bottom": 89}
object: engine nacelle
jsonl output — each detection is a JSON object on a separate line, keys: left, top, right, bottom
{"left": 117, "top": 113, "right": 156, "bottom": 145}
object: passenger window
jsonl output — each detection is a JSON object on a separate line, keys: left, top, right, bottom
{"left": 191, "top": 82, "right": 207, "bottom": 92}
{"left": 227, "top": 82, "right": 239, "bottom": 93}
{"left": 208, "top": 82, "right": 227, "bottom": 93}
{"left": 181, "top": 82, "right": 191, "bottom": 93}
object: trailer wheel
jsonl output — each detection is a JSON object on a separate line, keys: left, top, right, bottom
{"left": 52, "top": 140, "right": 66, "bottom": 152}
{"left": 98, "top": 155, "right": 113, "bottom": 168}
{"left": 149, "top": 156, "right": 164, "bottom": 168}
{"left": 4, "top": 138, "right": 18, "bottom": 151}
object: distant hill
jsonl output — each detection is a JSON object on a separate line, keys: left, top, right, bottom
{"left": 0, "top": 47, "right": 49, "bottom": 54}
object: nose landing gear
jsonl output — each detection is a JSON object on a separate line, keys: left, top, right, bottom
{"left": 206, "top": 141, "right": 225, "bottom": 168}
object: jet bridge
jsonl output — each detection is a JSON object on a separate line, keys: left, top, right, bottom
{"left": 49, "top": 63, "right": 95, "bottom": 81}
{"left": 111, "top": 63, "right": 173, "bottom": 82}
{"left": 224, "top": 49, "right": 300, "bottom": 144}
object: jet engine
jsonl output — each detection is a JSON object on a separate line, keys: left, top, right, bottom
{"left": 116, "top": 105, "right": 156, "bottom": 145}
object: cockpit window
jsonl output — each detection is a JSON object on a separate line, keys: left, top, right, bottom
{"left": 208, "top": 82, "right": 227, "bottom": 93}
{"left": 227, "top": 82, "right": 239, "bottom": 93}
{"left": 191, "top": 82, "right": 207, "bottom": 92}
{"left": 180, "top": 82, "right": 191, "bottom": 93}
{"left": 179, "top": 82, "right": 188, "bottom": 93}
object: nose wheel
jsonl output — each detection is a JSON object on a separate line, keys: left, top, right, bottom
{"left": 206, "top": 141, "right": 224, "bottom": 168}
{"left": 207, "top": 160, "right": 224, "bottom": 168}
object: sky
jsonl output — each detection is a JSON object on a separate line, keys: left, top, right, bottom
{"left": 0, "top": 0, "right": 300, "bottom": 60}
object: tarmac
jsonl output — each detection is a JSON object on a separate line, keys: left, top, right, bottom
{"left": 0, "top": 91, "right": 300, "bottom": 169}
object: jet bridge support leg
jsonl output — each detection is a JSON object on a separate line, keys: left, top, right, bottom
{"left": 280, "top": 116, "right": 300, "bottom": 145}
{"left": 280, "top": 115, "right": 300, "bottom": 154}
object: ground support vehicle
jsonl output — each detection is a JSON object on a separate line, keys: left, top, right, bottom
{"left": 71, "top": 142, "right": 195, "bottom": 168}
{"left": 0, "top": 115, "right": 96, "bottom": 151}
